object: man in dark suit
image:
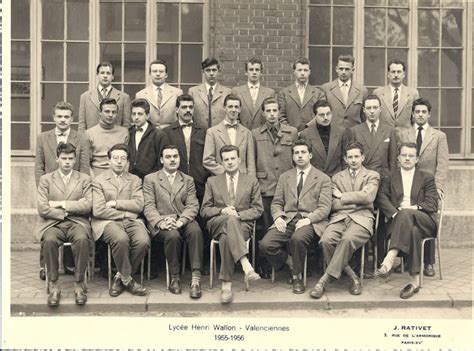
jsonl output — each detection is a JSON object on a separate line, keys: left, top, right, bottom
{"left": 143, "top": 145, "right": 204, "bottom": 298}
{"left": 321, "top": 55, "right": 368, "bottom": 129}
{"left": 375, "top": 142, "right": 438, "bottom": 299}
{"left": 78, "top": 62, "right": 131, "bottom": 132}
{"left": 36, "top": 143, "right": 91, "bottom": 306}
{"left": 232, "top": 57, "right": 275, "bottom": 130}
{"left": 259, "top": 139, "right": 332, "bottom": 294}
{"left": 201, "top": 145, "right": 263, "bottom": 304}
{"left": 300, "top": 100, "right": 351, "bottom": 177}
{"left": 278, "top": 57, "right": 325, "bottom": 131}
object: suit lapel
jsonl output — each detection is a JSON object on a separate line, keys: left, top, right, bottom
{"left": 325, "top": 126, "right": 341, "bottom": 168}
{"left": 288, "top": 87, "right": 301, "bottom": 107}
{"left": 157, "top": 170, "right": 172, "bottom": 195}
{"left": 217, "top": 175, "right": 231, "bottom": 206}
{"left": 288, "top": 170, "right": 298, "bottom": 200}
{"left": 302, "top": 85, "right": 316, "bottom": 108}
{"left": 212, "top": 83, "right": 224, "bottom": 104}
{"left": 171, "top": 172, "right": 184, "bottom": 200}
{"left": 217, "top": 122, "right": 232, "bottom": 145}
{"left": 234, "top": 124, "right": 246, "bottom": 147}
{"left": 420, "top": 126, "right": 434, "bottom": 156}
{"left": 308, "top": 124, "right": 327, "bottom": 161}
{"left": 330, "top": 81, "right": 345, "bottom": 106}
{"left": 397, "top": 85, "right": 409, "bottom": 116}
{"left": 64, "top": 171, "right": 80, "bottom": 199}
{"left": 241, "top": 86, "right": 254, "bottom": 113}
{"left": 52, "top": 171, "right": 66, "bottom": 194}
{"left": 88, "top": 90, "right": 101, "bottom": 111}
{"left": 253, "top": 88, "right": 268, "bottom": 117}
{"left": 146, "top": 85, "right": 160, "bottom": 110}
{"left": 197, "top": 84, "right": 209, "bottom": 106}
{"left": 410, "top": 170, "right": 423, "bottom": 203}
{"left": 110, "top": 87, "right": 121, "bottom": 103}
{"left": 346, "top": 84, "right": 360, "bottom": 108}
{"left": 367, "top": 124, "right": 386, "bottom": 161}
{"left": 392, "top": 171, "right": 404, "bottom": 205}
{"left": 47, "top": 131, "right": 58, "bottom": 159}
{"left": 381, "top": 86, "right": 395, "bottom": 120}
{"left": 234, "top": 174, "right": 245, "bottom": 207}
{"left": 160, "top": 84, "right": 173, "bottom": 107}
{"left": 299, "top": 167, "right": 316, "bottom": 199}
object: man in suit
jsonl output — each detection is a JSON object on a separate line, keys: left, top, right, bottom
{"left": 203, "top": 94, "right": 256, "bottom": 177}
{"left": 78, "top": 62, "right": 131, "bottom": 133}
{"left": 92, "top": 144, "right": 149, "bottom": 297}
{"left": 143, "top": 145, "right": 204, "bottom": 298}
{"left": 321, "top": 55, "right": 368, "bottom": 129}
{"left": 128, "top": 98, "right": 169, "bottom": 179}
{"left": 252, "top": 97, "right": 298, "bottom": 278}
{"left": 231, "top": 57, "right": 275, "bottom": 130}
{"left": 278, "top": 57, "right": 325, "bottom": 131}
{"left": 300, "top": 100, "right": 351, "bottom": 177}
{"left": 36, "top": 143, "right": 91, "bottom": 306}
{"left": 201, "top": 145, "right": 263, "bottom": 303}
{"left": 135, "top": 59, "right": 183, "bottom": 129}
{"left": 373, "top": 59, "right": 420, "bottom": 130}
{"left": 400, "top": 98, "right": 449, "bottom": 277}
{"left": 259, "top": 139, "right": 332, "bottom": 294}
{"left": 189, "top": 57, "right": 232, "bottom": 129}
{"left": 375, "top": 142, "right": 439, "bottom": 299}
{"left": 310, "top": 142, "right": 380, "bottom": 299}
{"left": 85, "top": 98, "right": 129, "bottom": 177}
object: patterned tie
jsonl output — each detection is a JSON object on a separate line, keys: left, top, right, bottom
{"left": 270, "top": 126, "right": 278, "bottom": 142}
{"left": 393, "top": 88, "right": 399, "bottom": 115}
{"left": 157, "top": 87, "right": 163, "bottom": 111}
{"left": 341, "top": 83, "right": 349, "bottom": 105}
{"left": 416, "top": 126, "right": 423, "bottom": 156}
{"left": 350, "top": 170, "right": 357, "bottom": 187}
{"left": 229, "top": 175, "right": 236, "bottom": 206}
{"left": 208, "top": 86, "right": 213, "bottom": 128}
{"left": 297, "top": 171, "right": 304, "bottom": 197}
{"left": 101, "top": 87, "right": 107, "bottom": 98}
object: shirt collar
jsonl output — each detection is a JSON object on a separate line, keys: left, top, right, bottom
{"left": 401, "top": 167, "right": 415, "bottom": 177}
{"left": 366, "top": 119, "right": 379, "bottom": 130}
{"left": 205, "top": 82, "right": 216, "bottom": 93}
{"left": 348, "top": 167, "right": 360, "bottom": 177}
{"left": 296, "top": 165, "right": 311, "bottom": 176}
{"left": 415, "top": 123, "right": 428, "bottom": 132}
{"left": 226, "top": 172, "right": 239, "bottom": 181}
{"left": 295, "top": 81, "right": 307, "bottom": 90}
{"left": 179, "top": 120, "right": 193, "bottom": 127}
{"left": 58, "top": 169, "right": 72, "bottom": 179}
{"left": 390, "top": 84, "right": 402, "bottom": 95}
{"left": 55, "top": 128, "right": 70, "bottom": 137}
{"left": 265, "top": 122, "right": 280, "bottom": 131}
{"left": 338, "top": 79, "right": 351, "bottom": 89}
{"left": 98, "top": 85, "right": 112, "bottom": 94}
{"left": 248, "top": 82, "right": 260, "bottom": 89}
{"left": 224, "top": 119, "right": 239, "bottom": 127}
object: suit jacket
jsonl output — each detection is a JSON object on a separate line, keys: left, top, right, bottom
{"left": 78, "top": 86, "right": 131, "bottom": 133}
{"left": 299, "top": 120, "right": 350, "bottom": 177}
{"left": 91, "top": 170, "right": 145, "bottom": 240}
{"left": 189, "top": 83, "right": 232, "bottom": 129}
{"left": 35, "top": 129, "right": 90, "bottom": 186}
{"left": 36, "top": 170, "right": 92, "bottom": 241}
{"left": 271, "top": 166, "right": 332, "bottom": 236}
{"left": 321, "top": 79, "right": 368, "bottom": 129}
{"left": 376, "top": 169, "right": 438, "bottom": 233}
{"left": 143, "top": 170, "right": 199, "bottom": 237}
{"left": 373, "top": 84, "right": 419, "bottom": 130}
{"left": 135, "top": 83, "right": 183, "bottom": 129}
{"left": 203, "top": 121, "right": 256, "bottom": 177}
{"left": 400, "top": 125, "right": 449, "bottom": 194}
{"left": 277, "top": 83, "right": 325, "bottom": 131}
{"left": 162, "top": 121, "right": 210, "bottom": 201}
{"left": 231, "top": 84, "right": 275, "bottom": 130}
{"left": 328, "top": 167, "right": 380, "bottom": 234}
{"left": 349, "top": 122, "right": 398, "bottom": 179}
{"left": 252, "top": 123, "right": 298, "bottom": 197}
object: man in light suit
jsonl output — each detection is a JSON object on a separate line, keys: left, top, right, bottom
{"left": 231, "top": 57, "right": 275, "bottom": 130}
{"left": 189, "top": 57, "right": 232, "bottom": 129}
{"left": 143, "top": 145, "right": 204, "bottom": 298}
{"left": 36, "top": 143, "right": 91, "bottom": 306}
{"left": 92, "top": 144, "right": 149, "bottom": 297}
{"left": 300, "top": 100, "right": 351, "bottom": 177}
{"left": 400, "top": 98, "right": 449, "bottom": 277}
{"left": 373, "top": 59, "right": 420, "bottom": 130}
{"left": 259, "top": 139, "right": 332, "bottom": 294}
{"left": 203, "top": 94, "right": 256, "bottom": 177}
{"left": 201, "top": 145, "right": 263, "bottom": 303}
{"left": 278, "top": 57, "right": 325, "bottom": 131}
{"left": 310, "top": 142, "right": 380, "bottom": 299}
{"left": 135, "top": 59, "right": 183, "bottom": 129}
{"left": 321, "top": 55, "right": 368, "bottom": 129}
{"left": 78, "top": 62, "right": 131, "bottom": 133}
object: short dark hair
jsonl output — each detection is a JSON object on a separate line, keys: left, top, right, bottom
{"left": 100, "top": 97, "right": 118, "bottom": 112}
{"left": 363, "top": 94, "right": 381, "bottom": 108}
{"left": 398, "top": 142, "right": 418, "bottom": 154}
{"left": 56, "top": 142, "right": 76, "bottom": 158}
{"left": 261, "top": 97, "right": 280, "bottom": 112}
{"left": 107, "top": 143, "right": 129, "bottom": 159}
{"left": 201, "top": 57, "right": 219, "bottom": 70}
{"left": 412, "top": 97, "right": 432, "bottom": 113}
{"left": 220, "top": 144, "right": 240, "bottom": 158}
{"left": 149, "top": 59, "right": 168, "bottom": 73}
{"left": 313, "top": 100, "right": 332, "bottom": 114}
{"left": 161, "top": 144, "right": 180, "bottom": 157}
{"left": 291, "top": 139, "right": 312, "bottom": 154}
{"left": 245, "top": 57, "right": 263, "bottom": 71}
{"left": 131, "top": 98, "right": 150, "bottom": 115}
{"left": 176, "top": 94, "right": 194, "bottom": 108}
{"left": 96, "top": 62, "right": 114, "bottom": 75}
{"left": 387, "top": 59, "right": 406, "bottom": 72}
{"left": 224, "top": 94, "right": 241, "bottom": 107}
{"left": 53, "top": 101, "right": 74, "bottom": 116}
{"left": 345, "top": 141, "right": 364, "bottom": 156}
{"left": 292, "top": 57, "right": 311, "bottom": 70}
{"left": 337, "top": 55, "right": 355, "bottom": 66}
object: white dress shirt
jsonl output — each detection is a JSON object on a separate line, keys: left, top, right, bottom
{"left": 59, "top": 169, "right": 72, "bottom": 186}
{"left": 339, "top": 79, "right": 351, "bottom": 104}
{"left": 295, "top": 82, "right": 307, "bottom": 104}
{"left": 134, "top": 123, "right": 147, "bottom": 150}
{"left": 248, "top": 82, "right": 260, "bottom": 104}
{"left": 400, "top": 168, "right": 415, "bottom": 208}
{"left": 224, "top": 120, "right": 238, "bottom": 145}
{"left": 55, "top": 128, "right": 70, "bottom": 145}
{"left": 164, "top": 170, "right": 177, "bottom": 186}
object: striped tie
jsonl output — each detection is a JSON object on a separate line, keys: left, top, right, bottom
{"left": 393, "top": 88, "right": 399, "bottom": 115}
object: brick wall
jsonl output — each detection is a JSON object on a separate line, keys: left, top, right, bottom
{"left": 210, "top": 0, "right": 306, "bottom": 91}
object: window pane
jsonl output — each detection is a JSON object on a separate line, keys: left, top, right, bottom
{"left": 11, "top": 97, "right": 30, "bottom": 122}
{"left": 387, "top": 48, "right": 408, "bottom": 68}
{"left": 309, "top": 6, "right": 330, "bottom": 45}
{"left": 308, "top": 47, "right": 330, "bottom": 86}
{"left": 11, "top": 124, "right": 30, "bottom": 150}
{"left": 418, "top": 10, "right": 440, "bottom": 47}
{"left": 100, "top": 2, "right": 122, "bottom": 41}
{"left": 418, "top": 49, "right": 439, "bottom": 86}
{"left": 11, "top": 42, "right": 30, "bottom": 80}
{"left": 43, "top": 0, "right": 64, "bottom": 40}
{"left": 12, "top": 0, "right": 30, "bottom": 39}
{"left": 418, "top": 0, "right": 440, "bottom": 7}
{"left": 388, "top": 0, "right": 408, "bottom": 5}
{"left": 67, "top": 84, "right": 88, "bottom": 116}
{"left": 67, "top": 43, "right": 89, "bottom": 81}
{"left": 365, "top": 0, "right": 386, "bottom": 5}
{"left": 364, "top": 48, "right": 385, "bottom": 86}
{"left": 181, "top": 45, "right": 203, "bottom": 84}
{"left": 441, "top": 49, "right": 462, "bottom": 87}
{"left": 41, "top": 84, "right": 63, "bottom": 120}
{"left": 11, "top": 82, "right": 31, "bottom": 99}
{"left": 182, "top": 4, "right": 203, "bottom": 42}
{"left": 125, "top": 2, "right": 146, "bottom": 41}
{"left": 471, "top": 128, "right": 474, "bottom": 154}
{"left": 157, "top": 3, "right": 179, "bottom": 42}
{"left": 67, "top": 0, "right": 89, "bottom": 40}
{"left": 365, "top": 8, "right": 386, "bottom": 46}
{"left": 334, "top": 0, "right": 353, "bottom": 4}
{"left": 418, "top": 88, "right": 439, "bottom": 126}
{"left": 442, "top": 9, "right": 462, "bottom": 47}
{"left": 333, "top": 7, "right": 354, "bottom": 45}
{"left": 124, "top": 84, "right": 144, "bottom": 99}
{"left": 124, "top": 44, "right": 146, "bottom": 82}
{"left": 440, "top": 89, "right": 461, "bottom": 126}
{"left": 156, "top": 44, "right": 178, "bottom": 82}
{"left": 441, "top": 128, "right": 460, "bottom": 153}
{"left": 42, "top": 42, "right": 64, "bottom": 81}
{"left": 310, "top": 0, "right": 330, "bottom": 4}
{"left": 442, "top": 0, "right": 463, "bottom": 6}
{"left": 387, "top": 9, "right": 408, "bottom": 46}
{"left": 101, "top": 44, "right": 122, "bottom": 81}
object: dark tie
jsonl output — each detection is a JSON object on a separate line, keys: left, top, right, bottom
{"left": 181, "top": 123, "right": 192, "bottom": 128}
{"left": 297, "top": 171, "right": 304, "bottom": 198}
{"left": 416, "top": 126, "right": 423, "bottom": 156}
{"left": 136, "top": 127, "right": 144, "bottom": 133}
{"left": 157, "top": 87, "right": 162, "bottom": 111}
{"left": 229, "top": 175, "right": 235, "bottom": 206}
{"left": 393, "top": 88, "right": 399, "bottom": 115}
{"left": 270, "top": 126, "right": 278, "bottom": 141}
{"left": 226, "top": 123, "right": 237, "bottom": 129}
{"left": 350, "top": 170, "right": 356, "bottom": 184}
{"left": 371, "top": 123, "right": 376, "bottom": 136}
{"left": 208, "top": 86, "right": 213, "bottom": 128}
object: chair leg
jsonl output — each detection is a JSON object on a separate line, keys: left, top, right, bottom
{"left": 90, "top": 240, "right": 96, "bottom": 280}
{"left": 437, "top": 238, "right": 442, "bottom": 280}
{"left": 45, "top": 265, "right": 50, "bottom": 293}
{"left": 252, "top": 230, "right": 256, "bottom": 269}
{"left": 182, "top": 242, "right": 187, "bottom": 276}
{"left": 210, "top": 242, "right": 214, "bottom": 289}
{"left": 245, "top": 240, "right": 250, "bottom": 291}
{"left": 147, "top": 246, "right": 151, "bottom": 281}
{"left": 165, "top": 259, "right": 170, "bottom": 289}
{"left": 420, "top": 241, "right": 425, "bottom": 288}
{"left": 360, "top": 244, "right": 365, "bottom": 287}
{"left": 140, "top": 258, "right": 144, "bottom": 285}
{"left": 271, "top": 267, "right": 275, "bottom": 284}
{"left": 303, "top": 254, "right": 308, "bottom": 288}
{"left": 58, "top": 245, "right": 64, "bottom": 274}
{"left": 107, "top": 245, "right": 112, "bottom": 291}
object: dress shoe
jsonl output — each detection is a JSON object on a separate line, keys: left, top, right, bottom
{"left": 394, "top": 264, "right": 403, "bottom": 274}
{"left": 292, "top": 278, "right": 305, "bottom": 294}
{"left": 374, "top": 265, "right": 392, "bottom": 279}
{"left": 201, "top": 267, "right": 210, "bottom": 276}
{"left": 258, "top": 267, "right": 272, "bottom": 280}
{"left": 424, "top": 264, "right": 435, "bottom": 277}
{"left": 400, "top": 283, "right": 420, "bottom": 299}
{"left": 220, "top": 289, "right": 233, "bottom": 304}
{"left": 74, "top": 289, "right": 87, "bottom": 305}
{"left": 47, "top": 287, "right": 61, "bottom": 307}
{"left": 309, "top": 282, "right": 325, "bottom": 299}
{"left": 245, "top": 270, "right": 261, "bottom": 282}
{"left": 189, "top": 282, "right": 202, "bottom": 299}
{"left": 109, "top": 276, "right": 124, "bottom": 297}
{"left": 64, "top": 266, "right": 75, "bottom": 275}
{"left": 39, "top": 268, "right": 46, "bottom": 281}
{"left": 124, "top": 279, "right": 148, "bottom": 296}
{"left": 169, "top": 278, "right": 182, "bottom": 294}
{"left": 287, "top": 274, "right": 294, "bottom": 285}
{"left": 349, "top": 277, "right": 362, "bottom": 295}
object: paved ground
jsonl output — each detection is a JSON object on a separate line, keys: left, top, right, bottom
{"left": 9, "top": 248, "right": 473, "bottom": 316}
